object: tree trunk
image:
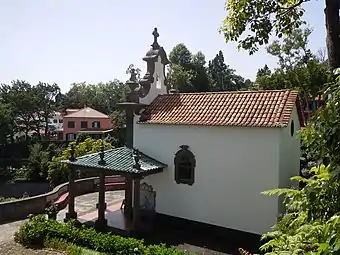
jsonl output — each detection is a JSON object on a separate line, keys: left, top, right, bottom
{"left": 325, "top": 0, "right": 340, "bottom": 69}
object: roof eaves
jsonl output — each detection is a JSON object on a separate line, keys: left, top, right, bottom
{"left": 137, "top": 121, "right": 286, "bottom": 128}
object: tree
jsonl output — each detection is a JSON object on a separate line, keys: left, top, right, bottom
{"left": 256, "top": 64, "right": 271, "bottom": 78}
{"left": 26, "top": 143, "right": 49, "bottom": 181}
{"left": 221, "top": 0, "right": 340, "bottom": 69}
{"left": 258, "top": 73, "right": 340, "bottom": 254}
{"left": 190, "top": 51, "right": 211, "bottom": 92}
{"left": 34, "top": 82, "right": 61, "bottom": 136}
{"left": 208, "top": 50, "right": 230, "bottom": 91}
{"left": 169, "top": 43, "right": 192, "bottom": 68}
{"left": 0, "top": 103, "right": 14, "bottom": 144}
{"left": 255, "top": 28, "right": 329, "bottom": 101}
{"left": 168, "top": 44, "right": 250, "bottom": 92}
{"left": 62, "top": 80, "right": 128, "bottom": 115}
{"left": 168, "top": 44, "right": 198, "bottom": 92}
{"left": 266, "top": 27, "right": 314, "bottom": 70}
{"left": 208, "top": 50, "right": 251, "bottom": 91}
{"left": 167, "top": 64, "right": 195, "bottom": 92}
{"left": 1, "top": 80, "right": 38, "bottom": 138}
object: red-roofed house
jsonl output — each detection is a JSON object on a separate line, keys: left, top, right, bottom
{"left": 63, "top": 107, "right": 113, "bottom": 141}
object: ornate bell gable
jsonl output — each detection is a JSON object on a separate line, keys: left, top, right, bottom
{"left": 138, "top": 28, "right": 170, "bottom": 105}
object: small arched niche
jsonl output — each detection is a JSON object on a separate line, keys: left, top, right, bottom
{"left": 174, "top": 145, "right": 196, "bottom": 186}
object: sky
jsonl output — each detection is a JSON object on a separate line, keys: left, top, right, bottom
{"left": 0, "top": 0, "right": 326, "bottom": 93}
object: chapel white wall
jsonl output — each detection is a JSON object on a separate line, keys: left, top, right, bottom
{"left": 139, "top": 56, "right": 167, "bottom": 105}
{"left": 134, "top": 121, "right": 282, "bottom": 235}
{"left": 278, "top": 105, "right": 301, "bottom": 212}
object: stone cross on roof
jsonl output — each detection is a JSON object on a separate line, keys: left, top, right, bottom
{"left": 151, "top": 27, "right": 160, "bottom": 49}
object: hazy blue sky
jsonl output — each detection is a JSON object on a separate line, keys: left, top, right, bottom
{"left": 0, "top": 0, "right": 325, "bottom": 92}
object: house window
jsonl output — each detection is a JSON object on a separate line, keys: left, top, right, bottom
{"left": 59, "top": 119, "right": 63, "bottom": 123}
{"left": 174, "top": 145, "right": 196, "bottom": 185}
{"left": 290, "top": 120, "right": 295, "bottom": 137}
{"left": 81, "top": 121, "right": 88, "bottom": 129}
{"left": 68, "top": 121, "right": 75, "bottom": 128}
{"left": 92, "top": 121, "right": 100, "bottom": 128}
{"left": 53, "top": 119, "right": 58, "bottom": 123}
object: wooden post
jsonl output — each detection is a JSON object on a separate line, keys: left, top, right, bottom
{"left": 64, "top": 166, "right": 77, "bottom": 221}
{"left": 124, "top": 176, "right": 133, "bottom": 218}
{"left": 95, "top": 171, "right": 107, "bottom": 228}
{"left": 133, "top": 178, "right": 140, "bottom": 229}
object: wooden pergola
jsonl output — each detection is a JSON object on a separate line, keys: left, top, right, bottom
{"left": 63, "top": 143, "right": 166, "bottom": 229}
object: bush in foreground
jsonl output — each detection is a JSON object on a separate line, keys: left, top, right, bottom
{"left": 14, "top": 215, "right": 188, "bottom": 255}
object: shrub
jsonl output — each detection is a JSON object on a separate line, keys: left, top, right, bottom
{"left": 14, "top": 215, "right": 189, "bottom": 255}
{"left": 26, "top": 143, "right": 50, "bottom": 181}
{"left": 47, "top": 138, "right": 113, "bottom": 187}
{"left": 259, "top": 71, "right": 340, "bottom": 254}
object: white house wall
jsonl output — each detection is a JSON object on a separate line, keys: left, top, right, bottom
{"left": 134, "top": 121, "right": 281, "bottom": 235}
{"left": 278, "top": 105, "right": 301, "bottom": 212}
{"left": 139, "top": 56, "right": 167, "bottom": 105}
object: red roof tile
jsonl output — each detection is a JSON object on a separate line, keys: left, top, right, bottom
{"left": 64, "top": 107, "right": 109, "bottom": 119}
{"left": 138, "top": 90, "right": 305, "bottom": 128}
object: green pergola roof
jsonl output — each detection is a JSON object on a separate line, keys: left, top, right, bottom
{"left": 64, "top": 146, "right": 167, "bottom": 175}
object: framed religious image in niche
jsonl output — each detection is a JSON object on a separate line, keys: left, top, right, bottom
{"left": 174, "top": 145, "right": 196, "bottom": 185}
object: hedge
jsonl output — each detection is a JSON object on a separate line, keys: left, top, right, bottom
{"left": 14, "top": 215, "right": 189, "bottom": 255}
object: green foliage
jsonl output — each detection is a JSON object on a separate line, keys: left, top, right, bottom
{"left": 255, "top": 27, "right": 329, "bottom": 101}
{"left": 259, "top": 71, "right": 340, "bottom": 254}
{"left": 221, "top": 0, "right": 308, "bottom": 54}
{"left": 0, "top": 103, "right": 14, "bottom": 144}
{"left": 44, "top": 237, "right": 101, "bottom": 255}
{"left": 14, "top": 215, "right": 189, "bottom": 255}
{"left": 62, "top": 80, "right": 128, "bottom": 115}
{"left": 208, "top": 50, "right": 251, "bottom": 91}
{"left": 221, "top": 0, "right": 340, "bottom": 70}
{"left": 0, "top": 80, "right": 61, "bottom": 140}
{"left": 47, "top": 138, "right": 113, "bottom": 187}
{"left": 266, "top": 27, "right": 314, "bottom": 70}
{"left": 26, "top": 143, "right": 50, "bottom": 181}
{"left": 110, "top": 109, "right": 126, "bottom": 130}
{"left": 168, "top": 44, "right": 208, "bottom": 92}
{"left": 167, "top": 44, "right": 250, "bottom": 92}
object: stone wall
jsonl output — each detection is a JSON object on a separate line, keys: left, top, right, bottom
{"left": 0, "top": 175, "right": 125, "bottom": 224}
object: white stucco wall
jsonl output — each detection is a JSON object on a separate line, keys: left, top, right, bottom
{"left": 134, "top": 121, "right": 283, "bottom": 235}
{"left": 278, "top": 105, "right": 301, "bottom": 212}
{"left": 140, "top": 56, "right": 167, "bottom": 105}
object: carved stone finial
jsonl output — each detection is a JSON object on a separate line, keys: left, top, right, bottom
{"left": 69, "top": 143, "right": 76, "bottom": 162}
{"left": 129, "top": 68, "right": 137, "bottom": 82}
{"left": 126, "top": 67, "right": 140, "bottom": 103}
{"left": 133, "top": 148, "right": 141, "bottom": 170}
{"left": 151, "top": 28, "right": 160, "bottom": 49}
{"left": 98, "top": 140, "right": 106, "bottom": 165}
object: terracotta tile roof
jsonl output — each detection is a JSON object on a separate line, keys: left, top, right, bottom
{"left": 64, "top": 107, "right": 109, "bottom": 119}
{"left": 138, "top": 90, "right": 305, "bottom": 128}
